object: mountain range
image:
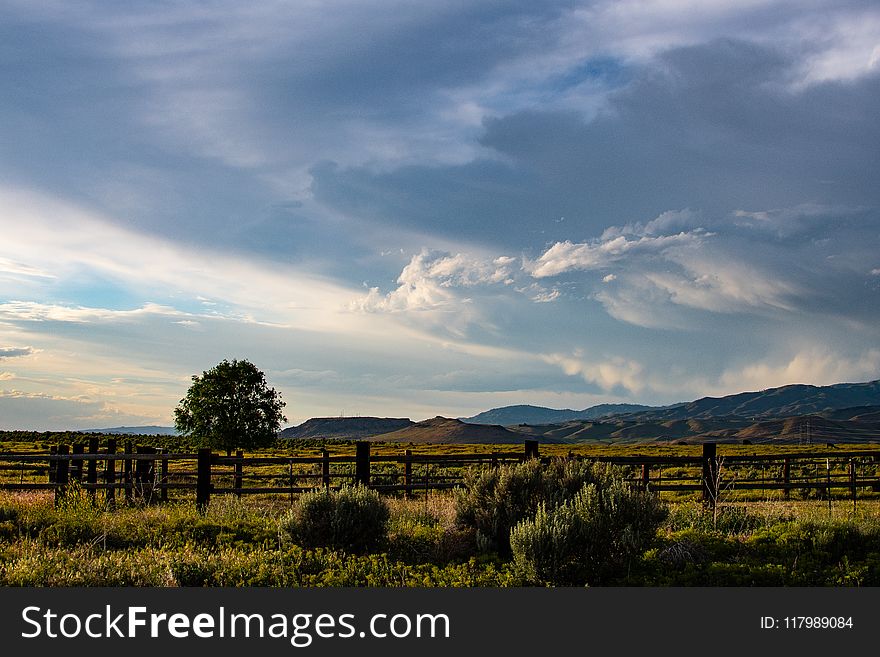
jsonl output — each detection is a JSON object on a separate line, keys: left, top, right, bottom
{"left": 277, "top": 379, "right": 880, "bottom": 444}
{"left": 509, "top": 406, "right": 880, "bottom": 445}
{"left": 463, "top": 380, "right": 880, "bottom": 426}
{"left": 85, "top": 379, "right": 880, "bottom": 444}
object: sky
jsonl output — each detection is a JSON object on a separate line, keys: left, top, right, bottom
{"left": 1, "top": 0, "right": 879, "bottom": 430}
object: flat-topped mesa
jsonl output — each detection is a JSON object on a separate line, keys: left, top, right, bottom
{"left": 280, "top": 417, "right": 414, "bottom": 440}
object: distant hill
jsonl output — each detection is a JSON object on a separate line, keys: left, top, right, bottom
{"left": 517, "top": 408, "right": 880, "bottom": 445}
{"left": 280, "top": 417, "right": 414, "bottom": 440}
{"left": 82, "top": 380, "right": 879, "bottom": 445}
{"left": 84, "top": 426, "right": 178, "bottom": 436}
{"left": 622, "top": 380, "right": 880, "bottom": 422}
{"left": 824, "top": 406, "right": 880, "bottom": 423}
{"left": 462, "top": 403, "right": 655, "bottom": 426}
{"left": 372, "top": 417, "right": 550, "bottom": 444}
{"left": 514, "top": 417, "right": 747, "bottom": 444}
{"left": 470, "top": 380, "right": 880, "bottom": 429}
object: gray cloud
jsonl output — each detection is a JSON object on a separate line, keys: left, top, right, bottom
{"left": 0, "top": 346, "right": 34, "bottom": 359}
{"left": 0, "top": 1, "right": 577, "bottom": 261}
{"left": 478, "top": 41, "right": 879, "bottom": 229}
{"left": 0, "top": 390, "right": 156, "bottom": 432}
{"left": 314, "top": 37, "right": 880, "bottom": 342}
{"left": 4, "top": 3, "right": 878, "bottom": 265}
{"left": 311, "top": 39, "right": 879, "bottom": 262}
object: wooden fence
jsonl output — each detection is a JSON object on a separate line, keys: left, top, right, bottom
{"left": 2, "top": 440, "right": 880, "bottom": 508}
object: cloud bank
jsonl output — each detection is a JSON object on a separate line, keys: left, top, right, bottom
{"left": 1, "top": 2, "right": 878, "bottom": 427}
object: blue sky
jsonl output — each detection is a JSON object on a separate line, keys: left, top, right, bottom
{"left": 1, "top": 1, "right": 879, "bottom": 429}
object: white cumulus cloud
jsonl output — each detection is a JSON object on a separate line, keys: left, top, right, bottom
{"left": 526, "top": 231, "right": 705, "bottom": 278}
{"left": 351, "top": 248, "right": 516, "bottom": 314}
{"left": 713, "top": 347, "right": 880, "bottom": 395}
{"left": 542, "top": 352, "right": 647, "bottom": 395}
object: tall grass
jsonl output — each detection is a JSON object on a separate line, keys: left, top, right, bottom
{"left": 4, "top": 489, "right": 880, "bottom": 586}
{"left": 0, "top": 490, "right": 515, "bottom": 586}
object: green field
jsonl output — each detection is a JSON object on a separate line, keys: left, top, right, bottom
{"left": 2, "top": 488, "right": 880, "bottom": 586}
{"left": 3, "top": 433, "right": 880, "bottom": 586}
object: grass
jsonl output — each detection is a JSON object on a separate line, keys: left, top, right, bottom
{"left": 3, "top": 484, "right": 880, "bottom": 586}
{"left": 7, "top": 431, "right": 880, "bottom": 456}
{"left": 640, "top": 500, "right": 880, "bottom": 586}
{"left": 0, "top": 488, "right": 516, "bottom": 586}
{"left": 3, "top": 435, "right": 880, "bottom": 586}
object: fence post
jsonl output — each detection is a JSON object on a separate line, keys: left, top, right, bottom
{"left": 87, "top": 436, "right": 99, "bottom": 500}
{"left": 641, "top": 464, "right": 650, "bottom": 492}
{"left": 196, "top": 448, "right": 212, "bottom": 511}
{"left": 701, "top": 443, "right": 718, "bottom": 506}
{"left": 54, "top": 445, "right": 69, "bottom": 506}
{"left": 524, "top": 440, "right": 540, "bottom": 460}
{"left": 826, "top": 458, "right": 832, "bottom": 515}
{"left": 321, "top": 449, "right": 330, "bottom": 489}
{"left": 849, "top": 459, "right": 857, "bottom": 511}
{"left": 404, "top": 449, "right": 413, "bottom": 499}
{"left": 48, "top": 445, "right": 57, "bottom": 484}
{"left": 71, "top": 443, "right": 84, "bottom": 483}
{"left": 160, "top": 449, "right": 169, "bottom": 502}
{"left": 355, "top": 441, "right": 371, "bottom": 487}
{"left": 135, "top": 446, "right": 156, "bottom": 499}
{"left": 106, "top": 438, "right": 117, "bottom": 507}
{"left": 124, "top": 441, "right": 133, "bottom": 503}
{"left": 234, "top": 450, "right": 243, "bottom": 498}
{"left": 782, "top": 458, "right": 791, "bottom": 501}
{"left": 288, "top": 461, "right": 294, "bottom": 504}
{"left": 148, "top": 447, "right": 157, "bottom": 496}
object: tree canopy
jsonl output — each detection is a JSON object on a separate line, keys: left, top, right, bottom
{"left": 174, "top": 359, "right": 286, "bottom": 454}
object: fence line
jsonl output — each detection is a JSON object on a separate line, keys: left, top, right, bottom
{"left": 1, "top": 441, "right": 880, "bottom": 507}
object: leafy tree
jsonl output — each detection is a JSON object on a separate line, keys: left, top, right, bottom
{"left": 174, "top": 359, "right": 286, "bottom": 454}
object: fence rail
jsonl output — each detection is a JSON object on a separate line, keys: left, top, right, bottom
{"left": 2, "top": 440, "right": 880, "bottom": 508}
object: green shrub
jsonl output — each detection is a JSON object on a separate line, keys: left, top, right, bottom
{"left": 282, "top": 485, "right": 389, "bottom": 553}
{"left": 37, "top": 518, "right": 102, "bottom": 547}
{"left": 454, "top": 459, "right": 611, "bottom": 555}
{"left": 386, "top": 516, "right": 445, "bottom": 563}
{"left": 0, "top": 504, "right": 17, "bottom": 524}
{"left": 0, "top": 521, "right": 15, "bottom": 540}
{"left": 510, "top": 474, "right": 667, "bottom": 585}
{"left": 0, "top": 503, "right": 18, "bottom": 540}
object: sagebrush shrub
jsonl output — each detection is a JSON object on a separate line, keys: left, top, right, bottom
{"left": 282, "top": 485, "right": 389, "bottom": 554}
{"left": 453, "top": 458, "right": 608, "bottom": 554}
{"left": 510, "top": 473, "right": 667, "bottom": 585}
{"left": 386, "top": 517, "right": 445, "bottom": 563}
{"left": 0, "top": 504, "right": 17, "bottom": 524}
